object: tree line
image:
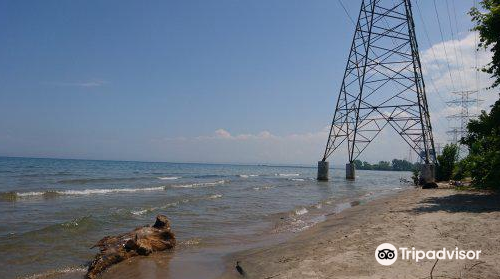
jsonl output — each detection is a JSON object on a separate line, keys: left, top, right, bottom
{"left": 353, "top": 159, "right": 418, "bottom": 172}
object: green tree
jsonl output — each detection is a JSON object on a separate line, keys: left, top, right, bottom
{"left": 470, "top": 0, "right": 500, "bottom": 88}
{"left": 452, "top": 157, "right": 471, "bottom": 181}
{"left": 436, "top": 144, "right": 459, "bottom": 181}
{"left": 460, "top": 99, "right": 500, "bottom": 188}
{"left": 362, "top": 161, "right": 373, "bottom": 170}
{"left": 392, "top": 159, "right": 414, "bottom": 171}
{"left": 374, "top": 161, "right": 391, "bottom": 171}
{"left": 353, "top": 160, "right": 363, "bottom": 169}
{"left": 354, "top": 159, "right": 418, "bottom": 172}
{"left": 460, "top": 0, "right": 500, "bottom": 189}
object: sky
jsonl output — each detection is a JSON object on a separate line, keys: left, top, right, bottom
{"left": 0, "top": 0, "right": 497, "bottom": 165}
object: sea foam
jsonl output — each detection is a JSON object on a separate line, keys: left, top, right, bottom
{"left": 238, "top": 174, "right": 259, "bottom": 178}
{"left": 4, "top": 186, "right": 167, "bottom": 199}
{"left": 157, "top": 176, "right": 180, "bottom": 180}
{"left": 207, "top": 194, "right": 223, "bottom": 199}
{"left": 295, "top": 207, "right": 308, "bottom": 215}
{"left": 276, "top": 173, "right": 300, "bottom": 177}
{"left": 171, "top": 180, "right": 227, "bottom": 188}
{"left": 24, "top": 266, "right": 87, "bottom": 279}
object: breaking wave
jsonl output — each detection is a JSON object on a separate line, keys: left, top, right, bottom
{"left": 170, "top": 180, "right": 227, "bottom": 188}
{"left": 290, "top": 178, "right": 305, "bottom": 181}
{"left": 194, "top": 174, "right": 226, "bottom": 179}
{"left": 1, "top": 180, "right": 229, "bottom": 201}
{"left": 276, "top": 173, "right": 300, "bottom": 177}
{"left": 252, "top": 185, "right": 274, "bottom": 191}
{"left": 207, "top": 194, "right": 223, "bottom": 199}
{"left": 157, "top": 176, "right": 180, "bottom": 180}
{"left": 294, "top": 207, "right": 308, "bottom": 216}
{"left": 238, "top": 174, "right": 259, "bottom": 178}
{"left": 131, "top": 201, "right": 180, "bottom": 215}
{"left": 1, "top": 186, "right": 167, "bottom": 200}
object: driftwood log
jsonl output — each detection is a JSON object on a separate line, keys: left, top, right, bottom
{"left": 86, "top": 215, "right": 176, "bottom": 279}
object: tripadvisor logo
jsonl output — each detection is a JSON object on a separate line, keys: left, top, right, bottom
{"left": 375, "top": 243, "right": 398, "bottom": 265}
{"left": 375, "top": 243, "right": 481, "bottom": 266}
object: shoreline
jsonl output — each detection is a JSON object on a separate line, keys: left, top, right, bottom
{"left": 218, "top": 186, "right": 500, "bottom": 279}
{"left": 15, "top": 183, "right": 499, "bottom": 279}
{"left": 92, "top": 184, "right": 408, "bottom": 279}
{"left": 95, "top": 188, "right": 398, "bottom": 279}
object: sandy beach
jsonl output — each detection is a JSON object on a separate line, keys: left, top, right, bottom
{"left": 220, "top": 186, "right": 500, "bottom": 279}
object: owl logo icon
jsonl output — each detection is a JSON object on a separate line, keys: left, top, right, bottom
{"left": 375, "top": 243, "right": 398, "bottom": 265}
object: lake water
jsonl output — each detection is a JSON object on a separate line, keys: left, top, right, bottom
{"left": 0, "top": 157, "right": 412, "bottom": 279}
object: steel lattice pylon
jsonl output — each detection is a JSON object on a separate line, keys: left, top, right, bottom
{"left": 321, "top": 0, "right": 436, "bottom": 165}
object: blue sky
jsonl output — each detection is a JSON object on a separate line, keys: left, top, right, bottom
{"left": 0, "top": 0, "right": 495, "bottom": 164}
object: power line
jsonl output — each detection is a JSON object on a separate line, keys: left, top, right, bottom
{"left": 445, "top": 0, "right": 467, "bottom": 91}
{"left": 473, "top": 0, "right": 481, "bottom": 114}
{"left": 413, "top": 1, "right": 455, "bottom": 144}
{"left": 336, "top": 0, "right": 356, "bottom": 26}
{"left": 414, "top": 1, "right": 451, "bottom": 104}
{"left": 451, "top": 1, "right": 470, "bottom": 89}
{"left": 432, "top": 0, "right": 456, "bottom": 92}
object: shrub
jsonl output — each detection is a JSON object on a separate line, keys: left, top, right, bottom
{"left": 460, "top": 99, "right": 500, "bottom": 189}
{"left": 436, "top": 144, "right": 459, "bottom": 181}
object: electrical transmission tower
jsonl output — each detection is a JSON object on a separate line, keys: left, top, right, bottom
{"left": 317, "top": 0, "right": 437, "bottom": 182}
{"left": 446, "top": 90, "right": 479, "bottom": 156}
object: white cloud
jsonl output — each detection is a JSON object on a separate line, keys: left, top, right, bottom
{"left": 164, "top": 128, "right": 318, "bottom": 143}
{"left": 151, "top": 127, "right": 328, "bottom": 164}
{"left": 421, "top": 32, "right": 495, "bottom": 105}
{"left": 214, "top": 129, "right": 232, "bottom": 139}
{"left": 420, "top": 31, "right": 497, "bottom": 145}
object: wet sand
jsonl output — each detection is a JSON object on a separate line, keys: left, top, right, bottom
{"left": 219, "top": 186, "right": 500, "bottom": 279}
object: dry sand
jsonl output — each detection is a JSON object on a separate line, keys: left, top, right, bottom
{"left": 220, "top": 187, "right": 500, "bottom": 279}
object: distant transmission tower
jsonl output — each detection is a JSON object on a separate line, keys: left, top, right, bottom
{"left": 446, "top": 90, "right": 480, "bottom": 156}
{"left": 317, "top": 0, "right": 437, "bottom": 182}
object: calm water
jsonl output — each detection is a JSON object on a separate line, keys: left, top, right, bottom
{"left": 0, "top": 157, "right": 412, "bottom": 279}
